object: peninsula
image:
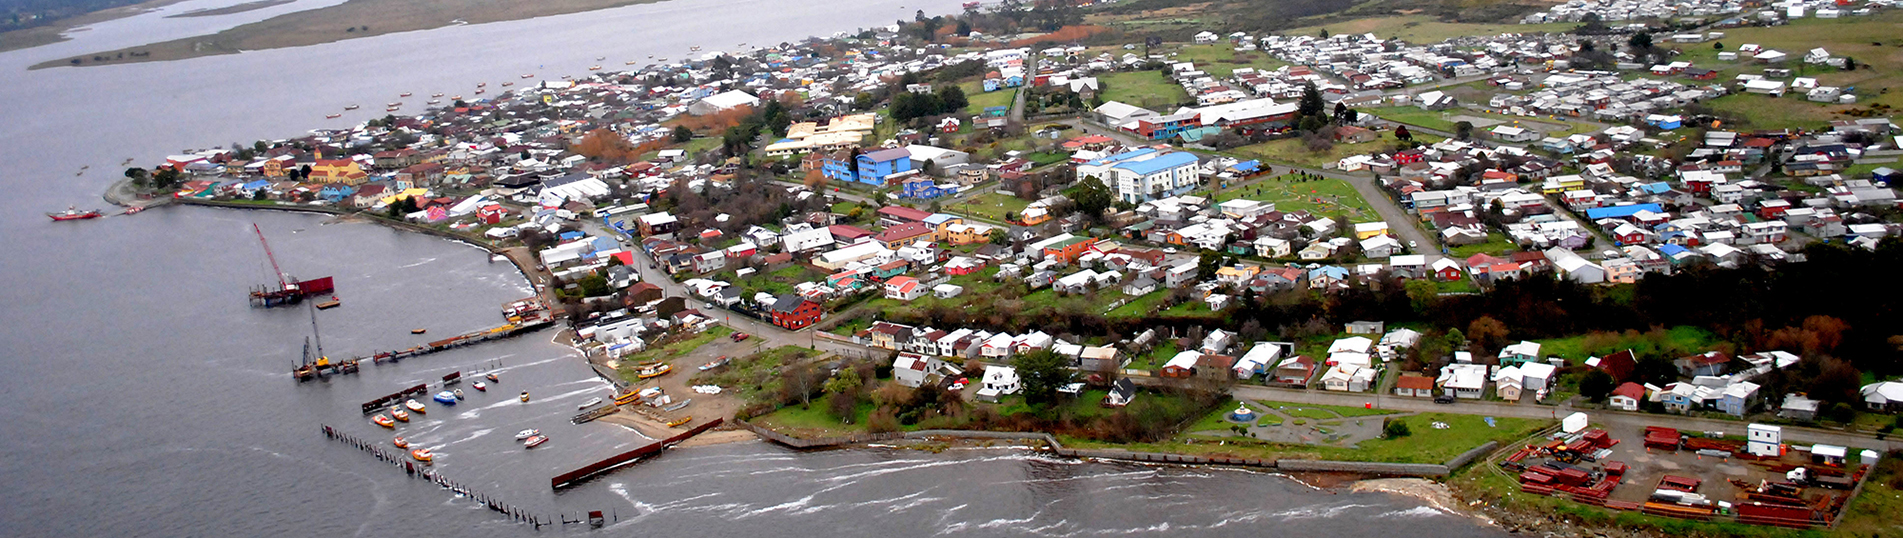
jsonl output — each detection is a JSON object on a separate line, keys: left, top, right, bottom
{"left": 28, "top": 0, "right": 665, "bottom": 69}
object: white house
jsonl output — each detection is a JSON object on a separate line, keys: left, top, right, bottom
{"left": 976, "top": 366, "right": 1021, "bottom": 402}
{"left": 892, "top": 353, "right": 947, "bottom": 388}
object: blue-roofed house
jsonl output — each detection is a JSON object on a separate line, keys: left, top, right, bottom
{"left": 1637, "top": 182, "right": 1673, "bottom": 195}
{"left": 1585, "top": 203, "right": 1665, "bottom": 222}
{"left": 856, "top": 147, "right": 913, "bottom": 186}
{"left": 319, "top": 184, "right": 356, "bottom": 202}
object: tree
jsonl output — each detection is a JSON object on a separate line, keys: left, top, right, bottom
{"left": 1318, "top": 28, "right": 1329, "bottom": 39}
{"left": 577, "top": 273, "right": 612, "bottom": 297}
{"left": 1634, "top": 356, "right": 1678, "bottom": 387}
{"left": 1383, "top": 419, "right": 1411, "bottom": 439}
{"left": 1297, "top": 82, "right": 1325, "bottom": 120}
{"left": 1579, "top": 370, "right": 1616, "bottom": 402}
{"left": 1713, "top": 41, "right": 1723, "bottom": 51}
{"left": 1013, "top": 350, "right": 1074, "bottom": 407}
{"left": 152, "top": 167, "right": 181, "bottom": 189}
{"left": 124, "top": 167, "right": 149, "bottom": 187}
{"left": 988, "top": 228, "right": 1008, "bottom": 244}
{"left": 936, "top": 85, "right": 968, "bottom": 113}
{"left": 1394, "top": 125, "right": 1412, "bottom": 142}
{"left": 1405, "top": 279, "right": 1439, "bottom": 314}
{"left": 762, "top": 99, "right": 791, "bottom": 138}
{"left": 672, "top": 125, "right": 694, "bottom": 143}
{"left": 1071, "top": 176, "right": 1114, "bottom": 221}
{"left": 1454, "top": 121, "right": 1475, "bottom": 141}
{"left": 854, "top": 92, "right": 875, "bottom": 111}
{"left": 1467, "top": 316, "right": 1509, "bottom": 354}
{"left": 1628, "top": 31, "right": 1653, "bottom": 52}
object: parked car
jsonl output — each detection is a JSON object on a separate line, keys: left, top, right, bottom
{"left": 949, "top": 377, "right": 968, "bottom": 391}
{"left": 1434, "top": 394, "right": 1456, "bottom": 404}
{"left": 731, "top": 332, "right": 750, "bottom": 342}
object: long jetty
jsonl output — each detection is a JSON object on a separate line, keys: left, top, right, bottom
{"left": 550, "top": 418, "right": 724, "bottom": 490}
{"left": 363, "top": 316, "right": 555, "bottom": 365}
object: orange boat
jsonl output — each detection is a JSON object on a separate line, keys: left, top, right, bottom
{"left": 372, "top": 415, "right": 395, "bottom": 428}
{"left": 411, "top": 448, "right": 433, "bottom": 462}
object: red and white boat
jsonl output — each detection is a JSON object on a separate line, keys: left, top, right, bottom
{"left": 372, "top": 414, "right": 396, "bottom": 428}
{"left": 48, "top": 206, "right": 101, "bottom": 221}
{"left": 524, "top": 435, "right": 549, "bottom": 448}
{"left": 411, "top": 448, "right": 433, "bottom": 462}
{"left": 392, "top": 436, "right": 409, "bottom": 448}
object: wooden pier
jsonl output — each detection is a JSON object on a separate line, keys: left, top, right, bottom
{"left": 320, "top": 424, "right": 607, "bottom": 530}
{"left": 362, "top": 316, "right": 555, "bottom": 365}
{"left": 550, "top": 418, "right": 724, "bottom": 490}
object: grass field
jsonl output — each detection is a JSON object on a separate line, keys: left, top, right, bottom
{"left": 949, "top": 191, "right": 1030, "bottom": 224}
{"left": 1534, "top": 325, "right": 1718, "bottom": 365}
{"left": 1210, "top": 176, "right": 1376, "bottom": 220}
{"left": 961, "top": 81, "right": 1016, "bottom": 117}
{"left": 722, "top": 264, "right": 825, "bottom": 296}
{"left": 1099, "top": 70, "right": 1189, "bottom": 110}
{"left": 1167, "top": 44, "right": 1289, "bottom": 77}
{"left": 1368, "top": 106, "right": 1591, "bottom": 138}
{"left": 1227, "top": 129, "right": 1446, "bottom": 169}
{"left": 1285, "top": 15, "right": 1576, "bottom": 44}
{"left": 616, "top": 325, "right": 734, "bottom": 383}
{"left": 1067, "top": 412, "right": 1548, "bottom": 464}
{"left": 1447, "top": 232, "right": 1520, "bottom": 258}
{"left": 1256, "top": 400, "right": 1401, "bottom": 419}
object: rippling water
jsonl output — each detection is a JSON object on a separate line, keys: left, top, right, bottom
{"left": 0, "top": 0, "right": 1506, "bottom": 535}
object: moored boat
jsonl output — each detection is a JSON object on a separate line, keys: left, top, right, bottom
{"left": 433, "top": 391, "right": 457, "bottom": 404}
{"left": 399, "top": 92, "right": 412, "bottom": 97}
{"left": 325, "top": 113, "right": 341, "bottom": 119}
{"left": 515, "top": 429, "right": 540, "bottom": 440}
{"left": 411, "top": 328, "right": 426, "bottom": 334}
{"left": 406, "top": 399, "right": 427, "bottom": 413}
{"left": 588, "top": 65, "right": 602, "bottom": 70}
{"left": 452, "top": 389, "right": 465, "bottom": 400}
{"left": 485, "top": 373, "right": 498, "bottom": 382}
{"left": 578, "top": 397, "right": 602, "bottom": 409}
{"left": 47, "top": 206, "right": 102, "bottom": 221}
{"left": 372, "top": 414, "right": 395, "bottom": 428}
{"left": 698, "top": 357, "right": 730, "bottom": 371}
{"left": 665, "top": 416, "right": 692, "bottom": 427}
{"left": 344, "top": 104, "right": 359, "bottom": 110}
{"left": 315, "top": 298, "right": 340, "bottom": 309}
{"left": 524, "top": 435, "right": 549, "bottom": 448}
{"left": 391, "top": 408, "right": 410, "bottom": 422}
{"left": 519, "top": 391, "right": 530, "bottom": 402}
{"left": 520, "top": 73, "right": 534, "bottom": 78}
{"left": 393, "top": 436, "right": 409, "bottom": 448}
{"left": 612, "top": 390, "right": 640, "bottom": 406}
{"left": 501, "top": 81, "right": 513, "bottom": 87}
{"left": 431, "top": 92, "right": 443, "bottom": 97}
{"left": 123, "top": 206, "right": 143, "bottom": 215}
{"left": 472, "top": 381, "right": 486, "bottom": 392}
{"left": 411, "top": 448, "right": 433, "bottom": 462}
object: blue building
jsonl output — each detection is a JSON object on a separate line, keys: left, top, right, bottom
{"left": 901, "top": 177, "right": 953, "bottom": 199}
{"left": 855, "top": 147, "right": 913, "bottom": 186}
{"left": 821, "top": 151, "right": 857, "bottom": 183}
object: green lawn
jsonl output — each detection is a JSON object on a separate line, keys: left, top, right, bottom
{"left": 751, "top": 393, "right": 876, "bottom": 438}
{"left": 1106, "top": 289, "right": 1175, "bottom": 319}
{"left": 1025, "top": 151, "right": 1070, "bottom": 166}
{"left": 1167, "top": 44, "right": 1288, "bottom": 78}
{"left": 724, "top": 264, "right": 825, "bottom": 296}
{"left": 1446, "top": 232, "right": 1520, "bottom": 258}
{"left": 1368, "top": 107, "right": 1589, "bottom": 138}
{"left": 692, "top": 345, "right": 814, "bottom": 404}
{"left": 1255, "top": 400, "right": 1401, "bottom": 419}
{"left": 1066, "top": 412, "right": 1548, "bottom": 464}
{"left": 1210, "top": 176, "right": 1375, "bottom": 220}
{"left": 1436, "top": 279, "right": 1480, "bottom": 294}
{"left": 948, "top": 192, "right": 1030, "bottom": 224}
{"left": 1534, "top": 325, "right": 1718, "bottom": 364}
{"left": 961, "top": 81, "right": 1016, "bottom": 117}
{"left": 1653, "top": 12, "right": 1903, "bottom": 130}
{"left": 1099, "top": 70, "right": 1188, "bottom": 110}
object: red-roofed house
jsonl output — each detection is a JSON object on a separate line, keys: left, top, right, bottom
{"left": 874, "top": 222, "right": 934, "bottom": 249}
{"left": 876, "top": 205, "right": 932, "bottom": 226}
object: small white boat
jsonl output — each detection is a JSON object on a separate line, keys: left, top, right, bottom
{"left": 472, "top": 381, "right": 487, "bottom": 392}
{"left": 516, "top": 429, "right": 541, "bottom": 440}
{"left": 578, "top": 397, "right": 603, "bottom": 409}
{"left": 452, "top": 389, "right": 465, "bottom": 400}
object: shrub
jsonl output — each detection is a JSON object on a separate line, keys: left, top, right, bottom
{"left": 1384, "top": 419, "right": 1412, "bottom": 439}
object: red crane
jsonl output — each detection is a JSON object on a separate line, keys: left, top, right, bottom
{"left": 254, "top": 223, "right": 292, "bottom": 292}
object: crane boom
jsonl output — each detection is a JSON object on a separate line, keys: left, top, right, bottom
{"left": 253, "top": 223, "right": 289, "bottom": 290}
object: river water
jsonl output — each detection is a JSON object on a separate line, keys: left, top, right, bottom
{"left": 0, "top": 1, "right": 1508, "bottom": 535}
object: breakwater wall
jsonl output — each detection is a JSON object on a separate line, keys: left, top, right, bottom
{"left": 738, "top": 421, "right": 1493, "bottom": 477}
{"left": 320, "top": 424, "right": 566, "bottom": 529}
{"left": 550, "top": 417, "right": 725, "bottom": 489}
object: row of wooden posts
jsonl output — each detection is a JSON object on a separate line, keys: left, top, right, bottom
{"left": 320, "top": 424, "right": 615, "bottom": 530}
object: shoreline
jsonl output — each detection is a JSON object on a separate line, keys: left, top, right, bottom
{"left": 0, "top": 0, "right": 191, "bottom": 54}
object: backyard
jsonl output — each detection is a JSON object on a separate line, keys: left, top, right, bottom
{"left": 1167, "top": 44, "right": 1288, "bottom": 77}
{"left": 1228, "top": 130, "right": 1443, "bottom": 169}
{"left": 948, "top": 191, "right": 1030, "bottom": 224}
{"left": 961, "top": 81, "right": 1016, "bottom": 117}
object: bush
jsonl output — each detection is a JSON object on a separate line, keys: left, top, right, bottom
{"left": 1384, "top": 419, "right": 1412, "bottom": 439}
{"left": 1826, "top": 402, "right": 1857, "bottom": 424}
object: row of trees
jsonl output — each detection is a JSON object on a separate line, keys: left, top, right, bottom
{"left": 889, "top": 85, "right": 970, "bottom": 124}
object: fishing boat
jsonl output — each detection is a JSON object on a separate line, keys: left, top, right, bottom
{"left": 625, "top": 60, "right": 638, "bottom": 65}
{"left": 433, "top": 391, "right": 457, "bottom": 404}
{"left": 372, "top": 414, "right": 396, "bottom": 428}
{"left": 472, "top": 381, "right": 486, "bottom": 392}
{"left": 595, "top": 56, "right": 606, "bottom": 61}
{"left": 501, "top": 81, "right": 513, "bottom": 87}
{"left": 578, "top": 397, "right": 603, "bottom": 410}
{"left": 344, "top": 104, "right": 359, "bottom": 110}
{"left": 431, "top": 92, "right": 443, "bottom": 97}
{"left": 393, "top": 436, "right": 409, "bottom": 448}
{"left": 385, "top": 102, "right": 401, "bottom": 107}
{"left": 427, "top": 99, "right": 440, "bottom": 105}
{"left": 519, "top": 391, "right": 530, "bottom": 402}
{"left": 588, "top": 65, "right": 602, "bottom": 71}
{"left": 665, "top": 416, "right": 692, "bottom": 427}
{"left": 485, "top": 373, "right": 498, "bottom": 382}
{"left": 391, "top": 408, "right": 410, "bottom": 422}
{"left": 451, "top": 95, "right": 463, "bottom": 100}
{"left": 411, "top": 328, "right": 426, "bottom": 334}
{"left": 399, "top": 92, "right": 412, "bottom": 97}
{"left": 325, "top": 114, "right": 342, "bottom": 119}
{"left": 698, "top": 357, "right": 730, "bottom": 371}
{"left": 474, "top": 89, "right": 485, "bottom": 95}
{"left": 123, "top": 206, "right": 143, "bottom": 215}
{"left": 636, "top": 363, "right": 672, "bottom": 379}
{"left": 47, "top": 206, "right": 102, "bottom": 221}
{"left": 385, "top": 106, "right": 400, "bottom": 112}
{"left": 476, "top": 82, "right": 486, "bottom": 87}
{"left": 520, "top": 73, "right": 534, "bottom": 79}
{"left": 410, "top": 448, "right": 433, "bottom": 462}
{"left": 612, "top": 390, "right": 640, "bottom": 406}
{"left": 452, "top": 389, "right": 465, "bottom": 400}
{"left": 515, "top": 429, "right": 540, "bottom": 440}
{"left": 406, "top": 399, "right": 427, "bottom": 413}
{"left": 524, "top": 435, "right": 549, "bottom": 448}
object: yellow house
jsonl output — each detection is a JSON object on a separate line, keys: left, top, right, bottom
{"left": 945, "top": 223, "right": 994, "bottom": 245}
{"left": 1352, "top": 221, "right": 1390, "bottom": 240}
{"left": 1214, "top": 264, "right": 1261, "bottom": 283}
{"left": 925, "top": 214, "right": 965, "bottom": 241}
{"left": 308, "top": 159, "right": 368, "bottom": 185}
{"left": 379, "top": 187, "right": 429, "bottom": 208}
